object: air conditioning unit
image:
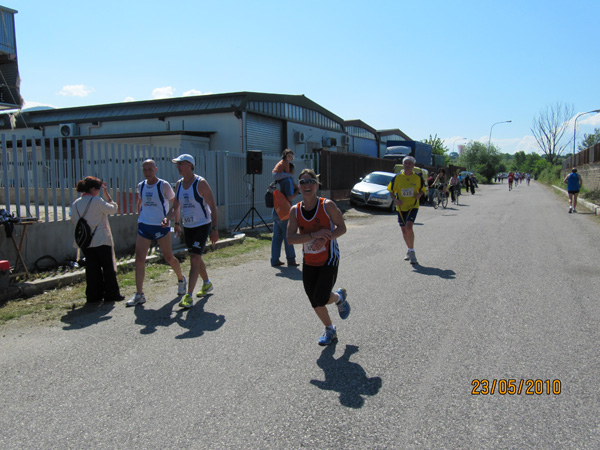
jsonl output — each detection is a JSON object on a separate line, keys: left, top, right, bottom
{"left": 59, "top": 123, "right": 78, "bottom": 137}
{"left": 323, "top": 137, "right": 337, "bottom": 147}
{"left": 342, "top": 135, "right": 351, "bottom": 145}
{"left": 295, "top": 131, "right": 306, "bottom": 143}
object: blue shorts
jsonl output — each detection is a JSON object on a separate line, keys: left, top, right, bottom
{"left": 138, "top": 223, "right": 170, "bottom": 241}
{"left": 396, "top": 209, "right": 418, "bottom": 226}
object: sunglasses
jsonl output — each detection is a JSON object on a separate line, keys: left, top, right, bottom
{"left": 299, "top": 178, "right": 317, "bottom": 185}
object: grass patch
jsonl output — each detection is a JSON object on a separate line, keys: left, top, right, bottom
{"left": 0, "top": 233, "right": 272, "bottom": 325}
{"left": 582, "top": 189, "right": 600, "bottom": 204}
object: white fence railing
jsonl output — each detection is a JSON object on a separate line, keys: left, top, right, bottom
{"left": 1, "top": 134, "right": 313, "bottom": 229}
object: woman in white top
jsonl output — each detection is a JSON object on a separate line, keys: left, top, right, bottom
{"left": 71, "top": 176, "right": 123, "bottom": 303}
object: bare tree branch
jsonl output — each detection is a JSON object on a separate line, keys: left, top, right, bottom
{"left": 531, "top": 102, "right": 574, "bottom": 164}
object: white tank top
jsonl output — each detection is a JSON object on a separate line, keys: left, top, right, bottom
{"left": 176, "top": 176, "right": 211, "bottom": 228}
{"left": 138, "top": 179, "right": 171, "bottom": 225}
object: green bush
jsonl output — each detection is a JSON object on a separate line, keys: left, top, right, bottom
{"left": 582, "top": 189, "right": 600, "bottom": 204}
{"left": 536, "top": 165, "right": 562, "bottom": 186}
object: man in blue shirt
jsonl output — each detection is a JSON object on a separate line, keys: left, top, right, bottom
{"left": 563, "top": 168, "right": 583, "bottom": 213}
{"left": 271, "top": 163, "right": 298, "bottom": 266}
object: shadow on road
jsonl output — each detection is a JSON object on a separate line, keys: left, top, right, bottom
{"left": 61, "top": 302, "right": 114, "bottom": 330}
{"left": 274, "top": 267, "right": 302, "bottom": 280}
{"left": 131, "top": 295, "right": 225, "bottom": 339}
{"left": 412, "top": 264, "right": 456, "bottom": 279}
{"left": 133, "top": 297, "right": 181, "bottom": 335}
{"left": 310, "top": 343, "right": 382, "bottom": 409}
{"left": 173, "top": 296, "right": 225, "bottom": 340}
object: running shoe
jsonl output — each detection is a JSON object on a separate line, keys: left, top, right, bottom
{"left": 568, "top": 207, "right": 572, "bottom": 214}
{"left": 318, "top": 326, "right": 338, "bottom": 346}
{"left": 573, "top": 209, "right": 577, "bottom": 213}
{"left": 179, "top": 293, "right": 193, "bottom": 309}
{"left": 177, "top": 276, "right": 187, "bottom": 296}
{"left": 336, "top": 288, "right": 350, "bottom": 320}
{"left": 196, "top": 282, "right": 214, "bottom": 297}
{"left": 126, "top": 292, "right": 146, "bottom": 307}
{"left": 404, "top": 251, "right": 410, "bottom": 261}
{"left": 408, "top": 250, "right": 418, "bottom": 265}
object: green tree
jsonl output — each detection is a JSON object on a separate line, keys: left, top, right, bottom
{"left": 422, "top": 134, "right": 449, "bottom": 156}
{"left": 459, "top": 141, "right": 503, "bottom": 183}
{"left": 578, "top": 128, "right": 600, "bottom": 151}
{"left": 511, "top": 151, "right": 527, "bottom": 171}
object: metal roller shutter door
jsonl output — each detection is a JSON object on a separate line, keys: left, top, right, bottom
{"left": 246, "top": 114, "right": 283, "bottom": 155}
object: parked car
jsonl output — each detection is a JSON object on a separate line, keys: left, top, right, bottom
{"left": 350, "top": 171, "right": 397, "bottom": 211}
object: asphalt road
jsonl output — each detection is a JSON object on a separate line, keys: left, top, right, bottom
{"left": 1, "top": 181, "right": 599, "bottom": 450}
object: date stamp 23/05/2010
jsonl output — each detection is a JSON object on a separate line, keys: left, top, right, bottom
{"left": 471, "top": 379, "right": 561, "bottom": 396}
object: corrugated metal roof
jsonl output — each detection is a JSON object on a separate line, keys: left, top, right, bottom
{"left": 1, "top": 92, "right": 346, "bottom": 130}
{"left": 378, "top": 128, "right": 412, "bottom": 141}
{"left": 344, "top": 119, "right": 378, "bottom": 135}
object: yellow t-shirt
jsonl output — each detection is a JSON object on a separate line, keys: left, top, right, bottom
{"left": 387, "top": 172, "right": 423, "bottom": 212}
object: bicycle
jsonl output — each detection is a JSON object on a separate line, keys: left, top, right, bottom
{"left": 439, "top": 188, "right": 449, "bottom": 209}
{"left": 432, "top": 184, "right": 448, "bottom": 209}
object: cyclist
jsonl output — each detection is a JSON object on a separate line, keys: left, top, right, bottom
{"left": 449, "top": 171, "right": 460, "bottom": 204}
{"left": 433, "top": 169, "right": 447, "bottom": 203}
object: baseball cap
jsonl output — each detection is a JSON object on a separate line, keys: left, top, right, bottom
{"left": 172, "top": 154, "right": 194, "bottom": 165}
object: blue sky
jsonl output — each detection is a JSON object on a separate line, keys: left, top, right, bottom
{"left": 5, "top": 0, "right": 600, "bottom": 154}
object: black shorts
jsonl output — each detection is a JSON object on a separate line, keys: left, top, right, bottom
{"left": 568, "top": 190, "right": 580, "bottom": 195}
{"left": 396, "top": 209, "right": 418, "bottom": 226}
{"left": 302, "top": 264, "right": 338, "bottom": 308}
{"left": 183, "top": 222, "right": 211, "bottom": 255}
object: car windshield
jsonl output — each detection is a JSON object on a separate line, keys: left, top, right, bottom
{"left": 363, "top": 173, "right": 394, "bottom": 186}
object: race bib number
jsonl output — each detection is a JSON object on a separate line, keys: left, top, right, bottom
{"left": 182, "top": 214, "right": 196, "bottom": 225}
{"left": 305, "top": 238, "right": 326, "bottom": 254}
{"left": 401, "top": 188, "right": 414, "bottom": 197}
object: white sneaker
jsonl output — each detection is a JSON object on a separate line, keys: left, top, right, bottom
{"left": 126, "top": 292, "right": 146, "bottom": 307}
{"left": 177, "top": 276, "right": 187, "bottom": 296}
{"left": 408, "top": 250, "right": 418, "bottom": 265}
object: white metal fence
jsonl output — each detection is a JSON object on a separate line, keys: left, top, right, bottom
{"left": 0, "top": 134, "right": 313, "bottom": 229}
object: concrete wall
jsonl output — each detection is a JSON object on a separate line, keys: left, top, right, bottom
{"left": 0, "top": 214, "right": 139, "bottom": 271}
{"left": 561, "top": 161, "right": 600, "bottom": 191}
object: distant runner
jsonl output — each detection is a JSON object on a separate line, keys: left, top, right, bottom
{"left": 563, "top": 168, "right": 582, "bottom": 213}
{"left": 387, "top": 156, "right": 424, "bottom": 265}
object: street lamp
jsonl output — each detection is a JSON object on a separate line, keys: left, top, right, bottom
{"left": 488, "top": 120, "right": 512, "bottom": 149}
{"left": 573, "top": 109, "right": 600, "bottom": 155}
{"left": 452, "top": 137, "right": 467, "bottom": 154}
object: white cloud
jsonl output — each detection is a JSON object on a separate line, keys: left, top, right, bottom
{"left": 513, "top": 136, "right": 540, "bottom": 154}
{"left": 579, "top": 112, "right": 600, "bottom": 127}
{"left": 123, "top": 97, "right": 135, "bottom": 102}
{"left": 152, "top": 87, "right": 176, "bottom": 99}
{"left": 444, "top": 135, "right": 541, "bottom": 155}
{"left": 183, "top": 89, "right": 211, "bottom": 97}
{"left": 57, "top": 84, "right": 94, "bottom": 97}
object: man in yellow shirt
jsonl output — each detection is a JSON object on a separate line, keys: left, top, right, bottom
{"left": 387, "top": 156, "right": 424, "bottom": 264}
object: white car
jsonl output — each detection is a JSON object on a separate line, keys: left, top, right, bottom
{"left": 350, "top": 171, "right": 396, "bottom": 211}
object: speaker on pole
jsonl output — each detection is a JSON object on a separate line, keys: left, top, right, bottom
{"left": 246, "top": 150, "right": 263, "bottom": 175}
